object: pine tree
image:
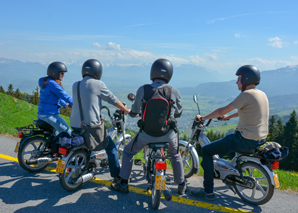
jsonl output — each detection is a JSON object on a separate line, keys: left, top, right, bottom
{"left": 15, "top": 88, "right": 23, "bottom": 100}
{"left": 267, "top": 115, "right": 277, "bottom": 141}
{"left": 282, "top": 110, "right": 298, "bottom": 171}
{"left": 31, "top": 86, "right": 39, "bottom": 105}
{"left": 0, "top": 85, "right": 5, "bottom": 93}
{"left": 7, "top": 84, "right": 14, "bottom": 96}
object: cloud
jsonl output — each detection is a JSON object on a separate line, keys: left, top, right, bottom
{"left": 291, "top": 56, "right": 298, "bottom": 61}
{"left": 268, "top": 37, "right": 283, "bottom": 48}
{"left": 189, "top": 55, "right": 205, "bottom": 64}
{"left": 235, "top": 33, "right": 247, "bottom": 38}
{"left": 208, "top": 13, "right": 257, "bottom": 24}
{"left": 294, "top": 41, "right": 298, "bottom": 44}
{"left": 104, "top": 42, "right": 121, "bottom": 51}
{"left": 212, "top": 50, "right": 221, "bottom": 52}
{"left": 205, "top": 53, "right": 217, "bottom": 60}
{"left": 93, "top": 43, "right": 101, "bottom": 48}
{"left": 248, "top": 57, "right": 295, "bottom": 70}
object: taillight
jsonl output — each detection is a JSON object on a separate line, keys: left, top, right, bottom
{"left": 59, "top": 147, "right": 69, "bottom": 156}
{"left": 271, "top": 161, "right": 279, "bottom": 170}
{"left": 155, "top": 162, "right": 167, "bottom": 170}
{"left": 17, "top": 132, "right": 24, "bottom": 139}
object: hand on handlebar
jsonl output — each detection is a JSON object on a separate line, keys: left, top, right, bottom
{"left": 124, "top": 109, "right": 131, "bottom": 115}
{"left": 194, "top": 115, "right": 203, "bottom": 122}
{"left": 218, "top": 115, "right": 229, "bottom": 121}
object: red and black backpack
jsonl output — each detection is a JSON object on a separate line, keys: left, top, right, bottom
{"left": 138, "top": 84, "right": 176, "bottom": 137}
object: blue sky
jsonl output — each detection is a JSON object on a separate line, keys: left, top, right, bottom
{"left": 0, "top": 0, "right": 297, "bottom": 80}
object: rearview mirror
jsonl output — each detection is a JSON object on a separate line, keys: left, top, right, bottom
{"left": 193, "top": 94, "right": 198, "bottom": 104}
{"left": 127, "top": 93, "right": 135, "bottom": 102}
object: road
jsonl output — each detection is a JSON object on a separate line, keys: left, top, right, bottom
{"left": 0, "top": 135, "right": 297, "bottom": 213}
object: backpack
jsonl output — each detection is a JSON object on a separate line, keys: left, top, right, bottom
{"left": 138, "top": 84, "right": 176, "bottom": 137}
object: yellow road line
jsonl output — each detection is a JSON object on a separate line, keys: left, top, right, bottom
{"left": 0, "top": 154, "right": 252, "bottom": 213}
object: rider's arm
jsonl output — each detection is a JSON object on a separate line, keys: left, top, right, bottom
{"left": 129, "top": 86, "right": 144, "bottom": 117}
{"left": 115, "top": 101, "right": 130, "bottom": 115}
{"left": 223, "top": 112, "right": 239, "bottom": 120}
{"left": 197, "top": 104, "right": 235, "bottom": 121}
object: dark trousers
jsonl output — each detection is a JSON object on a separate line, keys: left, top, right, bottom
{"left": 201, "top": 131, "right": 265, "bottom": 193}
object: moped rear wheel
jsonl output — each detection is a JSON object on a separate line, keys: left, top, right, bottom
{"left": 179, "top": 143, "right": 197, "bottom": 178}
{"left": 59, "top": 150, "right": 88, "bottom": 191}
{"left": 151, "top": 182, "right": 161, "bottom": 210}
{"left": 18, "top": 136, "right": 49, "bottom": 172}
{"left": 234, "top": 162, "right": 274, "bottom": 205}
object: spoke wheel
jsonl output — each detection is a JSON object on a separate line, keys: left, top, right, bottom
{"left": 179, "top": 143, "right": 197, "bottom": 178}
{"left": 18, "top": 136, "right": 49, "bottom": 172}
{"left": 234, "top": 162, "right": 274, "bottom": 205}
{"left": 59, "top": 150, "right": 88, "bottom": 191}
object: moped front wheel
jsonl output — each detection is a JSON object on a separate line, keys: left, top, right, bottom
{"left": 234, "top": 162, "right": 274, "bottom": 205}
{"left": 116, "top": 136, "right": 131, "bottom": 165}
{"left": 18, "top": 136, "right": 49, "bottom": 172}
{"left": 179, "top": 143, "right": 197, "bottom": 178}
{"left": 59, "top": 150, "right": 88, "bottom": 191}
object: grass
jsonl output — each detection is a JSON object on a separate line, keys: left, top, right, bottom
{"left": 0, "top": 93, "right": 297, "bottom": 192}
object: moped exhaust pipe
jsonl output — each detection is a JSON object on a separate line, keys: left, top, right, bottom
{"left": 163, "top": 185, "right": 172, "bottom": 201}
{"left": 25, "top": 157, "right": 58, "bottom": 165}
{"left": 73, "top": 172, "right": 95, "bottom": 184}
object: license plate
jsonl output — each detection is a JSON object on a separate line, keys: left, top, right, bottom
{"left": 155, "top": 175, "right": 166, "bottom": 190}
{"left": 14, "top": 142, "right": 20, "bottom": 153}
{"left": 273, "top": 174, "right": 280, "bottom": 188}
{"left": 56, "top": 159, "right": 66, "bottom": 173}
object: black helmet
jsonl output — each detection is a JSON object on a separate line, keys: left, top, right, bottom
{"left": 47, "top": 62, "right": 67, "bottom": 80}
{"left": 82, "top": 59, "right": 102, "bottom": 80}
{"left": 150, "top": 59, "right": 173, "bottom": 83}
{"left": 236, "top": 65, "right": 260, "bottom": 86}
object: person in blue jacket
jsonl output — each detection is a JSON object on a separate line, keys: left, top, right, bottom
{"left": 37, "top": 61, "right": 73, "bottom": 136}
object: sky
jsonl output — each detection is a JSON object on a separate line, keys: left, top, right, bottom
{"left": 0, "top": 0, "right": 298, "bottom": 80}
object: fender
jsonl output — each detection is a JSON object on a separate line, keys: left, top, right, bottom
{"left": 115, "top": 134, "right": 132, "bottom": 143}
{"left": 239, "top": 156, "right": 275, "bottom": 185}
{"left": 61, "top": 145, "right": 89, "bottom": 162}
{"left": 179, "top": 140, "right": 200, "bottom": 173}
{"left": 18, "top": 135, "right": 46, "bottom": 150}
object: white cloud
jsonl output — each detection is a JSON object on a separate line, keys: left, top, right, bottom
{"left": 205, "top": 53, "right": 217, "bottom": 60}
{"left": 235, "top": 33, "right": 246, "bottom": 38}
{"left": 268, "top": 37, "right": 283, "bottom": 48}
{"left": 0, "top": 43, "right": 4, "bottom": 45}
{"left": 291, "top": 56, "right": 298, "bottom": 61}
{"left": 248, "top": 57, "right": 295, "bottom": 70}
{"left": 104, "top": 42, "right": 121, "bottom": 51}
{"left": 294, "top": 41, "right": 298, "bottom": 44}
{"left": 189, "top": 55, "right": 205, "bottom": 64}
{"left": 92, "top": 43, "right": 101, "bottom": 48}
{"left": 212, "top": 49, "right": 221, "bottom": 52}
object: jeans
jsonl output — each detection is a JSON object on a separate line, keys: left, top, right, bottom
{"left": 37, "top": 114, "right": 72, "bottom": 136}
{"left": 201, "top": 131, "right": 266, "bottom": 194}
{"left": 105, "top": 136, "right": 120, "bottom": 178}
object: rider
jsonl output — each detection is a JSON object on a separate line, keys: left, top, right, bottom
{"left": 111, "top": 58, "right": 188, "bottom": 195}
{"left": 37, "top": 62, "right": 73, "bottom": 136}
{"left": 69, "top": 59, "right": 130, "bottom": 181}
{"left": 190, "top": 65, "right": 269, "bottom": 200}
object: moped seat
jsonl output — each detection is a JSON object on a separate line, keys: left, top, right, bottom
{"left": 149, "top": 142, "right": 170, "bottom": 149}
{"left": 237, "top": 149, "right": 256, "bottom": 155}
{"left": 33, "top": 119, "right": 54, "bottom": 131}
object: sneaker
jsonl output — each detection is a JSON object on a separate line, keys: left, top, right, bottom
{"left": 113, "top": 177, "right": 121, "bottom": 183}
{"left": 190, "top": 189, "right": 215, "bottom": 201}
{"left": 177, "top": 182, "right": 188, "bottom": 195}
{"left": 111, "top": 182, "right": 129, "bottom": 194}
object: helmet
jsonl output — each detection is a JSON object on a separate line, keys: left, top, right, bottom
{"left": 82, "top": 59, "right": 102, "bottom": 80}
{"left": 150, "top": 59, "right": 173, "bottom": 83}
{"left": 236, "top": 65, "right": 260, "bottom": 86}
{"left": 47, "top": 62, "right": 67, "bottom": 80}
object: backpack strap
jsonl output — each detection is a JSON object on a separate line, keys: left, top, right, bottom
{"left": 77, "top": 81, "right": 85, "bottom": 128}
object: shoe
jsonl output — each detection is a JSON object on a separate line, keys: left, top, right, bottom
{"left": 190, "top": 189, "right": 215, "bottom": 201}
{"left": 111, "top": 182, "right": 129, "bottom": 194}
{"left": 177, "top": 182, "right": 188, "bottom": 195}
{"left": 113, "top": 177, "right": 121, "bottom": 183}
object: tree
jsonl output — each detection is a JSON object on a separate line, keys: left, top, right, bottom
{"left": 31, "top": 86, "right": 39, "bottom": 105}
{"left": 267, "top": 115, "right": 277, "bottom": 141}
{"left": 15, "top": 88, "right": 23, "bottom": 100}
{"left": 0, "top": 85, "right": 5, "bottom": 93}
{"left": 282, "top": 110, "right": 298, "bottom": 171}
{"left": 7, "top": 84, "right": 14, "bottom": 96}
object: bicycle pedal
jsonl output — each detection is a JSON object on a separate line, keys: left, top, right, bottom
{"left": 134, "top": 159, "right": 143, "bottom": 166}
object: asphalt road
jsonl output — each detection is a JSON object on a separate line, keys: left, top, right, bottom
{"left": 0, "top": 135, "right": 297, "bottom": 213}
